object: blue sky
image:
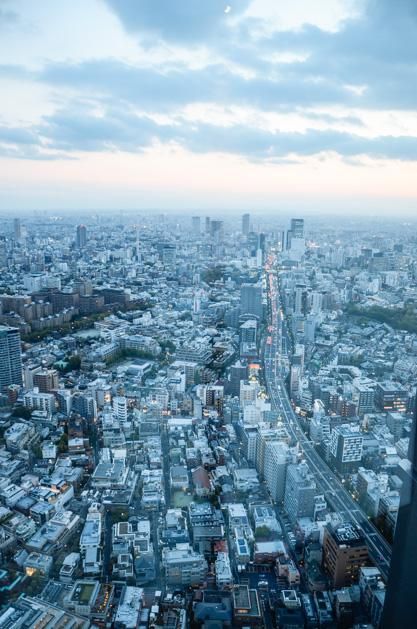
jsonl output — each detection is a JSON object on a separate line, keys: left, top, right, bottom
{"left": 1, "top": 0, "right": 417, "bottom": 213}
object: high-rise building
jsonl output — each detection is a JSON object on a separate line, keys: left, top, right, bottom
{"left": 0, "top": 325, "right": 23, "bottom": 391}
{"left": 375, "top": 381, "right": 408, "bottom": 413}
{"left": 242, "top": 213, "right": 250, "bottom": 236}
{"left": 239, "top": 319, "right": 257, "bottom": 345}
{"left": 263, "top": 440, "right": 290, "bottom": 502}
{"left": 382, "top": 402, "right": 417, "bottom": 627}
{"left": 290, "top": 364, "right": 301, "bottom": 400}
{"left": 56, "top": 390, "right": 72, "bottom": 416}
{"left": 72, "top": 393, "right": 97, "bottom": 420}
{"left": 323, "top": 523, "right": 368, "bottom": 588}
{"left": 311, "top": 291, "right": 323, "bottom": 314}
{"left": 113, "top": 396, "right": 128, "bottom": 423}
{"left": 240, "top": 283, "right": 263, "bottom": 320}
{"left": 159, "top": 243, "right": 176, "bottom": 266}
{"left": 0, "top": 237, "right": 7, "bottom": 268}
{"left": 286, "top": 218, "right": 305, "bottom": 261}
{"left": 284, "top": 462, "right": 316, "bottom": 523}
{"left": 229, "top": 361, "right": 248, "bottom": 398}
{"left": 290, "top": 218, "right": 304, "bottom": 238}
{"left": 240, "top": 425, "right": 258, "bottom": 464}
{"left": 239, "top": 380, "right": 259, "bottom": 407}
{"left": 33, "top": 368, "right": 59, "bottom": 393}
{"left": 329, "top": 425, "right": 363, "bottom": 474}
{"left": 255, "top": 425, "right": 290, "bottom": 477}
{"left": 13, "top": 218, "right": 22, "bottom": 240}
{"left": 76, "top": 224, "right": 87, "bottom": 249}
{"left": 210, "top": 220, "right": 224, "bottom": 243}
{"left": 192, "top": 216, "right": 201, "bottom": 234}
{"left": 23, "top": 390, "right": 55, "bottom": 414}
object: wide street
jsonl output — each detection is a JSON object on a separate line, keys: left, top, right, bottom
{"left": 264, "top": 261, "right": 392, "bottom": 581}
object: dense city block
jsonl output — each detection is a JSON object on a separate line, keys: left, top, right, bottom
{"left": 0, "top": 213, "right": 415, "bottom": 627}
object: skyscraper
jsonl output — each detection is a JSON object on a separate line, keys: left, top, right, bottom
{"left": 286, "top": 217, "right": 306, "bottom": 261}
{"left": 284, "top": 462, "right": 316, "bottom": 523}
{"left": 159, "top": 243, "right": 176, "bottom": 266}
{"left": 13, "top": 218, "right": 21, "bottom": 240}
{"left": 76, "top": 224, "right": 87, "bottom": 248}
{"left": 240, "top": 283, "right": 263, "bottom": 319}
{"left": 0, "top": 237, "right": 7, "bottom": 268}
{"left": 0, "top": 325, "right": 23, "bottom": 391}
{"left": 242, "top": 213, "right": 250, "bottom": 236}
{"left": 381, "top": 402, "right": 417, "bottom": 627}
{"left": 192, "top": 216, "right": 201, "bottom": 234}
{"left": 290, "top": 218, "right": 304, "bottom": 238}
{"left": 210, "top": 220, "right": 224, "bottom": 243}
{"left": 264, "top": 440, "right": 290, "bottom": 502}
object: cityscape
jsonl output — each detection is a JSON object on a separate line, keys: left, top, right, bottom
{"left": 0, "top": 212, "right": 415, "bottom": 627}
{"left": 1, "top": 0, "right": 417, "bottom": 627}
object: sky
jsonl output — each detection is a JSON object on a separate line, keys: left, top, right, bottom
{"left": 0, "top": 0, "right": 417, "bottom": 214}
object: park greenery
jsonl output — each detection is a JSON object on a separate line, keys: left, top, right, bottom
{"left": 345, "top": 302, "right": 417, "bottom": 333}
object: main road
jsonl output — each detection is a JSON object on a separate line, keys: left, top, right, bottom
{"left": 264, "top": 260, "right": 392, "bottom": 581}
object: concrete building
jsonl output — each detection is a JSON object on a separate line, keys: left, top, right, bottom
{"left": 0, "top": 325, "right": 22, "bottom": 390}
{"left": 192, "top": 216, "right": 201, "bottom": 234}
{"left": 33, "top": 368, "right": 59, "bottom": 393}
{"left": 114, "top": 586, "right": 144, "bottom": 629}
{"left": 330, "top": 424, "right": 363, "bottom": 474}
{"left": 375, "top": 381, "right": 408, "bottom": 413}
{"left": 284, "top": 463, "right": 316, "bottom": 523}
{"left": 24, "top": 552, "right": 53, "bottom": 577}
{"left": 240, "top": 283, "right": 263, "bottom": 320}
{"left": 0, "top": 596, "right": 89, "bottom": 628}
{"left": 76, "top": 224, "right": 87, "bottom": 248}
{"left": 233, "top": 585, "right": 262, "bottom": 626}
{"left": 323, "top": 523, "right": 369, "bottom": 588}
{"left": 162, "top": 543, "right": 207, "bottom": 586}
{"left": 113, "top": 396, "right": 128, "bottom": 423}
{"left": 215, "top": 552, "right": 233, "bottom": 588}
{"left": 264, "top": 440, "right": 290, "bottom": 502}
{"left": 23, "top": 390, "right": 55, "bottom": 415}
{"left": 242, "top": 213, "right": 250, "bottom": 236}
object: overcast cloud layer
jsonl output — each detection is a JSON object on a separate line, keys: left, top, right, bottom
{"left": 1, "top": 0, "right": 417, "bottom": 211}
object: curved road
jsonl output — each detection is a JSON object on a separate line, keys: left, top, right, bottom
{"left": 264, "top": 262, "right": 391, "bottom": 581}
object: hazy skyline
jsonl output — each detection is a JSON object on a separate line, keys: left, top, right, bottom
{"left": 1, "top": 0, "right": 417, "bottom": 213}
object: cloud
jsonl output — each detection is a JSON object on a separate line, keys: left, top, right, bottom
{"left": 33, "top": 0, "right": 417, "bottom": 115}
{"left": 0, "top": 123, "right": 71, "bottom": 160}
{"left": 178, "top": 122, "right": 417, "bottom": 162}
{"left": 252, "top": 1, "right": 417, "bottom": 110}
{"left": 2, "top": 0, "right": 417, "bottom": 165}
{"left": 38, "top": 58, "right": 357, "bottom": 114}
{"left": 39, "top": 105, "right": 173, "bottom": 152}
{"left": 102, "top": 0, "right": 251, "bottom": 43}
{"left": 0, "top": 123, "right": 39, "bottom": 145}
{"left": 0, "top": 5, "right": 18, "bottom": 28}
{"left": 0, "top": 63, "right": 35, "bottom": 79}
{"left": 0, "top": 104, "right": 410, "bottom": 163}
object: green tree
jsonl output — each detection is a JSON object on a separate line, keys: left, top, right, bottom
{"left": 255, "top": 525, "right": 273, "bottom": 540}
{"left": 162, "top": 340, "right": 176, "bottom": 353}
{"left": 12, "top": 406, "right": 32, "bottom": 420}
{"left": 58, "top": 433, "right": 68, "bottom": 453}
{"left": 31, "top": 443, "right": 43, "bottom": 459}
{"left": 67, "top": 355, "right": 81, "bottom": 371}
